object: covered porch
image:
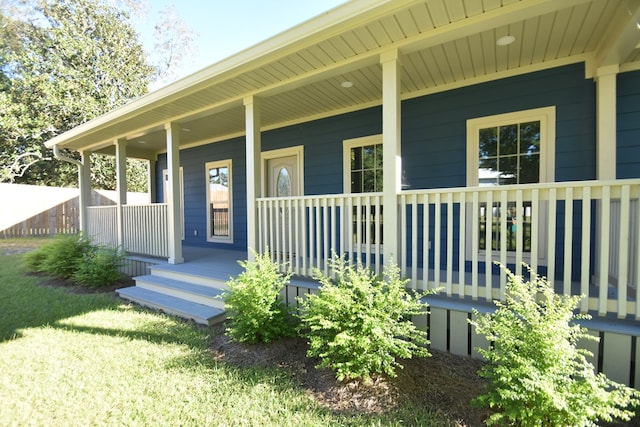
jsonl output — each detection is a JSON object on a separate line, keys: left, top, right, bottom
{"left": 95, "top": 177, "right": 640, "bottom": 320}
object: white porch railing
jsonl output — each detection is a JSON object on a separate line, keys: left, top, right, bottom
{"left": 122, "top": 204, "right": 169, "bottom": 257}
{"left": 256, "top": 193, "right": 384, "bottom": 278}
{"left": 257, "top": 179, "right": 640, "bottom": 319}
{"left": 86, "top": 204, "right": 169, "bottom": 258}
{"left": 86, "top": 206, "right": 118, "bottom": 247}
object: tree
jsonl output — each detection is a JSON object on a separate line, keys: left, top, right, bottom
{"left": 0, "top": 0, "right": 194, "bottom": 191}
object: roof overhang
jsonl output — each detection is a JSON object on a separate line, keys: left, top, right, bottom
{"left": 44, "top": 0, "right": 640, "bottom": 158}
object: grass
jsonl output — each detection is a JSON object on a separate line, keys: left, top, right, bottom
{"left": 0, "top": 242, "right": 452, "bottom": 426}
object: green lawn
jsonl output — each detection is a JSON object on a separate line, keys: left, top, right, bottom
{"left": 0, "top": 247, "right": 450, "bottom": 426}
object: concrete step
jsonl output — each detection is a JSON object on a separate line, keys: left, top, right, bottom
{"left": 149, "top": 265, "right": 230, "bottom": 290}
{"left": 134, "top": 274, "right": 226, "bottom": 309}
{"left": 116, "top": 286, "right": 226, "bottom": 326}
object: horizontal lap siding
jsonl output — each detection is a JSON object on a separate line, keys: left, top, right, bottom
{"left": 156, "top": 137, "right": 247, "bottom": 250}
{"left": 618, "top": 70, "right": 640, "bottom": 179}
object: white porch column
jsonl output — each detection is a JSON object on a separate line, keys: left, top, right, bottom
{"left": 244, "top": 96, "right": 262, "bottom": 261}
{"left": 596, "top": 65, "right": 618, "bottom": 180}
{"left": 381, "top": 49, "right": 402, "bottom": 265}
{"left": 78, "top": 151, "right": 92, "bottom": 233}
{"left": 148, "top": 158, "right": 157, "bottom": 203}
{"left": 115, "top": 138, "right": 127, "bottom": 248}
{"left": 165, "top": 122, "right": 184, "bottom": 264}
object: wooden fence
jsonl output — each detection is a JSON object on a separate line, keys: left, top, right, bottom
{"left": 0, "top": 197, "right": 79, "bottom": 238}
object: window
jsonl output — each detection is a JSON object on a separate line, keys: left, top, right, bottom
{"left": 343, "top": 135, "right": 383, "bottom": 246}
{"left": 206, "top": 160, "right": 232, "bottom": 243}
{"left": 467, "top": 107, "right": 555, "bottom": 257}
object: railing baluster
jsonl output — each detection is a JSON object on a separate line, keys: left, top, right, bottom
{"left": 400, "top": 194, "right": 407, "bottom": 277}
{"left": 580, "top": 187, "right": 591, "bottom": 313}
{"left": 411, "top": 194, "right": 418, "bottom": 290}
{"left": 485, "top": 191, "right": 493, "bottom": 299}
{"left": 458, "top": 192, "right": 466, "bottom": 298}
{"left": 471, "top": 191, "right": 479, "bottom": 300}
{"left": 618, "top": 185, "right": 630, "bottom": 319}
{"left": 446, "top": 192, "right": 453, "bottom": 297}
{"left": 563, "top": 187, "right": 574, "bottom": 296}
{"left": 422, "top": 193, "right": 430, "bottom": 291}
{"left": 499, "top": 190, "right": 508, "bottom": 301}
{"left": 434, "top": 193, "right": 441, "bottom": 289}
{"left": 515, "top": 190, "right": 524, "bottom": 277}
{"left": 598, "top": 186, "right": 611, "bottom": 316}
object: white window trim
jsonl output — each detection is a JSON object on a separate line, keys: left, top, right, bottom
{"left": 343, "top": 134, "right": 383, "bottom": 193}
{"left": 205, "top": 159, "right": 233, "bottom": 244}
{"left": 465, "top": 106, "right": 556, "bottom": 263}
{"left": 261, "top": 145, "right": 304, "bottom": 197}
{"left": 466, "top": 106, "right": 556, "bottom": 186}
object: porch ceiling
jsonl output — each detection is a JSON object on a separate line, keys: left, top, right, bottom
{"left": 46, "top": 0, "right": 640, "bottom": 158}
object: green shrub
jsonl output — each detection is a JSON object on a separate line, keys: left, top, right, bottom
{"left": 224, "top": 249, "right": 295, "bottom": 343}
{"left": 298, "top": 256, "right": 431, "bottom": 381}
{"left": 72, "top": 247, "right": 124, "bottom": 288}
{"left": 23, "top": 234, "right": 92, "bottom": 279}
{"left": 471, "top": 264, "right": 640, "bottom": 426}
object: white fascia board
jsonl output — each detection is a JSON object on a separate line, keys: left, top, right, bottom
{"left": 44, "top": 0, "right": 407, "bottom": 150}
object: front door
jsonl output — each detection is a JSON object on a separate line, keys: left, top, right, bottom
{"left": 266, "top": 154, "right": 300, "bottom": 260}
{"left": 267, "top": 155, "right": 299, "bottom": 198}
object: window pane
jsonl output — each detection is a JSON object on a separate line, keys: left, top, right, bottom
{"left": 519, "top": 121, "right": 540, "bottom": 154}
{"left": 499, "top": 124, "right": 518, "bottom": 155}
{"left": 519, "top": 153, "right": 540, "bottom": 184}
{"left": 478, "top": 158, "right": 498, "bottom": 186}
{"left": 362, "top": 145, "right": 375, "bottom": 169}
{"left": 375, "top": 169, "right": 382, "bottom": 192}
{"left": 375, "top": 144, "right": 383, "bottom": 168}
{"left": 351, "top": 147, "right": 361, "bottom": 170}
{"left": 209, "top": 166, "right": 229, "bottom": 237}
{"left": 363, "top": 170, "right": 375, "bottom": 192}
{"left": 277, "top": 167, "right": 291, "bottom": 197}
{"left": 498, "top": 156, "right": 518, "bottom": 185}
{"left": 351, "top": 171, "right": 362, "bottom": 193}
{"left": 479, "top": 127, "right": 498, "bottom": 158}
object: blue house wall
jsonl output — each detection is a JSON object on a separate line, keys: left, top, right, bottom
{"left": 156, "top": 63, "right": 639, "bottom": 272}
{"left": 618, "top": 70, "right": 640, "bottom": 179}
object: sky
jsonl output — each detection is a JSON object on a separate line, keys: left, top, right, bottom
{"left": 139, "top": 0, "right": 346, "bottom": 83}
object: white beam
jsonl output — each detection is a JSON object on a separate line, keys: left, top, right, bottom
{"left": 165, "top": 123, "right": 184, "bottom": 264}
{"left": 381, "top": 49, "right": 401, "bottom": 266}
{"left": 244, "top": 96, "right": 262, "bottom": 260}
{"left": 596, "top": 65, "right": 618, "bottom": 180}
{"left": 78, "top": 151, "right": 92, "bottom": 233}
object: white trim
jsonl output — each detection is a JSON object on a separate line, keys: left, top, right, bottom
{"left": 261, "top": 145, "right": 304, "bottom": 197}
{"left": 342, "top": 135, "right": 383, "bottom": 193}
{"left": 205, "top": 159, "right": 234, "bottom": 244}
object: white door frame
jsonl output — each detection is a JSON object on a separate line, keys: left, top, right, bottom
{"left": 261, "top": 146, "right": 304, "bottom": 197}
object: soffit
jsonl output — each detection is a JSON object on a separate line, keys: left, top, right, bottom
{"left": 52, "top": 0, "right": 640, "bottom": 157}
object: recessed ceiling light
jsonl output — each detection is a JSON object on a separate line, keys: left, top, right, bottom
{"left": 138, "top": 140, "right": 147, "bottom": 144}
{"left": 496, "top": 35, "right": 516, "bottom": 46}
{"left": 182, "top": 128, "right": 191, "bottom": 132}
{"left": 341, "top": 81, "right": 354, "bottom": 88}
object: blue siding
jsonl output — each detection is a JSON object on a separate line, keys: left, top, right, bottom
{"left": 618, "top": 70, "right": 640, "bottom": 179}
{"left": 156, "top": 137, "right": 247, "bottom": 250}
{"left": 402, "top": 62, "right": 596, "bottom": 190}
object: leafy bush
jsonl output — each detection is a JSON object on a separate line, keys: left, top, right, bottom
{"left": 72, "top": 247, "right": 124, "bottom": 288}
{"left": 224, "top": 249, "right": 295, "bottom": 343}
{"left": 471, "top": 264, "right": 640, "bottom": 426}
{"left": 298, "top": 256, "right": 431, "bottom": 381}
{"left": 23, "top": 234, "right": 92, "bottom": 279}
